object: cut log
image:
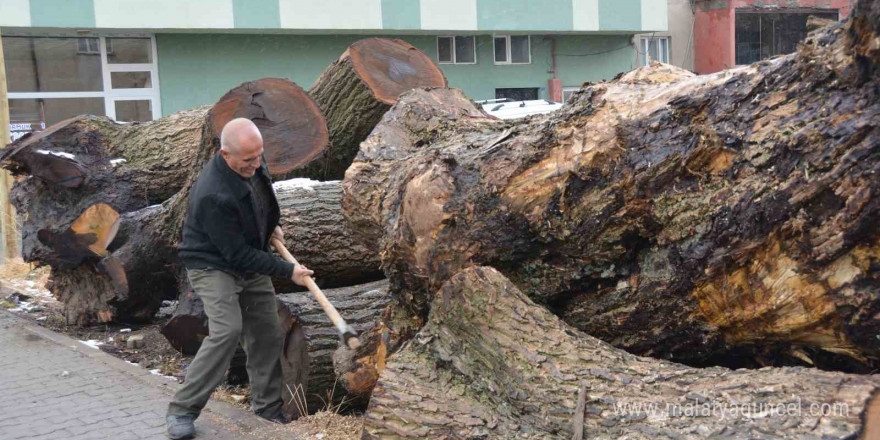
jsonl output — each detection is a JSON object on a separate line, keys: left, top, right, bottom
{"left": 210, "top": 78, "right": 329, "bottom": 179}
{"left": 271, "top": 178, "right": 382, "bottom": 292}
{"left": 160, "top": 278, "right": 391, "bottom": 418}
{"left": 2, "top": 78, "right": 331, "bottom": 324}
{"left": 1, "top": 108, "right": 210, "bottom": 268}
{"left": 343, "top": 17, "right": 880, "bottom": 371}
{"left": 363, "top": 266, "right": 880, "bottom": 439}
{"left": 276, "top": 279, "right": 391, "bottom": 418}
{"left": 304, "top": 38, "right": 447, "bottom": 180}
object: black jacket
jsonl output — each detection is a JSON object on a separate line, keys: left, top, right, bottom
{"left": 179, "top": 151, "right": 293, "bottom": 279}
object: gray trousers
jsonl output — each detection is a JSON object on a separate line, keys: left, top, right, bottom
{"left": 168, "top": 269, "right": 284, "bottom": 419}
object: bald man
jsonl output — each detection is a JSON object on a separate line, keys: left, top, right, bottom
{"left": 166, "top": 118, "right": 313, "bottom": 439}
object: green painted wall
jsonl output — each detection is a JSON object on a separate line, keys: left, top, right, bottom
{"left": 30, "top": 0, "right": 95, "bottom": 28}
{"left": 156, "top": 33, "right": 635, "bottom": 116}
{"left": 233, "top": 0, "right": 281, "bottom": 29}
{"left": 476, "top": 0, "right": 573, "bottom": 31}
{"left": 599, "top": 0, "right": 642, "bottom": 30}
{"left": 381, "top": 0, "right": 420, "bottom": 30}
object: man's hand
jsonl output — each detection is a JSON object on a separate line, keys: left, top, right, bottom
{"left": 272, "top": 226, "right": 284, "bottom": 242}
{"left": 292, "top": 264, "right": 314, "bottom": 287}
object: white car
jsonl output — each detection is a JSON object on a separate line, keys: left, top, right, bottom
{"left": 478, "top": 99, "right": 563, "bottom": 120}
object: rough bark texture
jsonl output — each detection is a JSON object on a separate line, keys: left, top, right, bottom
{"left": 160, "top": 286, "right": 207, "bottom": 355}
{"left": 210, "top": 78, "right": 329, "bottom": 180}
{"left": 305, "top": 38, "right": 447, "bottom": 181}
{"left": 2, "top": 77, "right": 333, "bottom": 324}
{"left": 363, "top": 267, "right": 880, "bottom": 439}
{"left": 276, "top": 279, "right": 391, "bottom": 418}
{"left": 272, "top": 178, "right": 382, "bottom": 292}
{"left": 344, "top": 19, "right": 880, "bottom": 371}
{"left": 1, "top": 108, "right": 208, "bottom": 268}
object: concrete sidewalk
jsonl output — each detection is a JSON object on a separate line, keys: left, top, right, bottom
{"left": 0, "top": 309, "right": 289, "bottom": 440}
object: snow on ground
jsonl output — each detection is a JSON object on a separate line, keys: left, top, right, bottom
{"left": 79, "top": 339, "right": 103, "bottom": 349}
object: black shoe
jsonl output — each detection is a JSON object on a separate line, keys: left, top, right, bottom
{"left": 259, "top": 412, "right": 292, "bottom": 425}
{"left": 166, "top": 414, "right": 196, "bottom": 439}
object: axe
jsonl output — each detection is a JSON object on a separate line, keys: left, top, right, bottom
{"left": 271, "top": 238, "right": 360, "bottom": 349}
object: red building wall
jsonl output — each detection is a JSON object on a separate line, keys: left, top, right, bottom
{"left": 693, "top": 0, "right": 853, "bottom": 74}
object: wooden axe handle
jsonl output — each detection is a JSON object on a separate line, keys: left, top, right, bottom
{"left": 270, "top": 238, "right": 360, "bottom": 349}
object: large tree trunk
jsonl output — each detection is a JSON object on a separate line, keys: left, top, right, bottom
{"left": 210, "top": 77, "right": 330, "bottom": 180}
{"left": 272, "top": 179, "right": 382, "bottom": 292}
{"left": 276, "top": 279, "right": 391, "bottom": 418}
{"left": 1, "top": 78, "right": 334, "bottom": 324}
{"left": 303, "top": 38, "right": 447, "bottom": 180}
{"left": 343, "top": 18, "right": 880, "bottom": 371}
{"left": 363, "top": 266, "right": 880, "bottom": 439}
{"left": 1, "top": 108, "right": 209, "bottom": 268}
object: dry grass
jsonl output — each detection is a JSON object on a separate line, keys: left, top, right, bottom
{"left": 0, "top": 259, "right": 36, "bottom": 280}
{"left": 286, "top": 411, "right": 364, "bottom": 440}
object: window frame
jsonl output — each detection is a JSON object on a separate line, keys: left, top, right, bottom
{"left": 493, "top": 34, "right": 531, "bottom": 65}
{"left": 639, "top": 36, "right": 670, "bottom": 66}
{"left": 6, "top": 34, "right": 161, "bottom": 123}
{"left": 436, "top": 35, "right": 477, "bottom": 65}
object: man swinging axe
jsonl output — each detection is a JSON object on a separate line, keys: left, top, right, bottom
{"left": 166, "top": 118, "right": 313, "bottom": 439}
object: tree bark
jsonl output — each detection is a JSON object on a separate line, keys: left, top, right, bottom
{"left": 1, "top": 78, "right": 332, "bottom": 324}
{"left": 276, "top": 279, "right": 391, "bottom": 418}
{"left": 210, "top": 77, "right": 329, "bottom": 180}
{"left": 363, "top": 266, "right": 880, "bottom": 439}
{"left": 1, "top": 108, "right": 209, "bottom": 268}
{"left": 304, "top": 38, "right": 447, "bottom": 181}
{"left": 272, "top": 178, "right": 382, "bottom": 292}
{"left": 343, "top": 19, "right": 880, "bottom": 371}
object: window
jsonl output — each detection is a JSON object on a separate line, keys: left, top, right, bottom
{"left": 3, "top": 35, "right": 161, "bottom": 134}
{"left": 77, "top": 37, "right": 100, "bottom": 54}
{"left": 639, "top": 36, "right": 670, "bottom": 66}
{"left": 735, "top": 11, "right": 838, "bottom": 65}
{"left": 494, "top": 35, "right": 530, "bottom": 64}
{"left": 436, "top": 36, "right": 476, "bottom": 64}
{"left": 495, "top": 87, "right": 538, "bottom": 101}
{"left": 562, "top": 86, "right": 580, "bottom": 104}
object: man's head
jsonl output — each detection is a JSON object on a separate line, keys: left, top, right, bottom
{"left": 220, "top": 118, "right": 264, "bottom": 178}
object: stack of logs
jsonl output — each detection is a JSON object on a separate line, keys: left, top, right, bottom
{"left": 4, "top": 4, "right": 880, "bottom": 437}
{"left": 1, "top": 38, "right": 444, "bottom": 418}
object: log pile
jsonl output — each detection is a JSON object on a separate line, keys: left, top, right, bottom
{"left": 343, "top": 15, "right": 880, "bottom": 375}
{"left": 1, "top": 38, "right": 441, "bottom": 325}
{"left": 1, "top": 38, "right": 446, "bottom": 417}
{"left": 363, "top": 267, "right": 880, "bottom": 439}
{"left": 340, "top": 6, "right": 880, "bottom": 436}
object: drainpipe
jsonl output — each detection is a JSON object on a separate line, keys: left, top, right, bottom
{"left": 546, "top": 36, "right": 563, "bottom": 102}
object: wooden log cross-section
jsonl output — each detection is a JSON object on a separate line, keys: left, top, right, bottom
{"left": 363, "top": 267, "right": 880, "bottom": 439}
{"left": 305, "top": 38, "right": 448, "bottom": 180}
{"left": 343, "top": 15, "right": 880, "bottom": 373}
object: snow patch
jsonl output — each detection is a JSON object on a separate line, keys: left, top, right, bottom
{"left": 273, "top": 178, "right": 336, "bottom": 192}
{"left": 149, "top": 369, "right": 177, "bottom": 380}
{"left": 109, "top": 158, "right": 127, "bottom": 166}
{"left": 36, "top": 149, "right": 76, "bottom": 160}
{"left": 79, "top": 339, "right": 103, "bottom": 350}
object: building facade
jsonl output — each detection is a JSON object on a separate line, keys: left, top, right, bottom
{"left": 693, "top": 0, "right": 853, "bottom": 74}
{"left": 632, "top": 0, "right": 695, "bottom": 71}
{"left": 1, "top": 0, "right": 667, "bottom": 137}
